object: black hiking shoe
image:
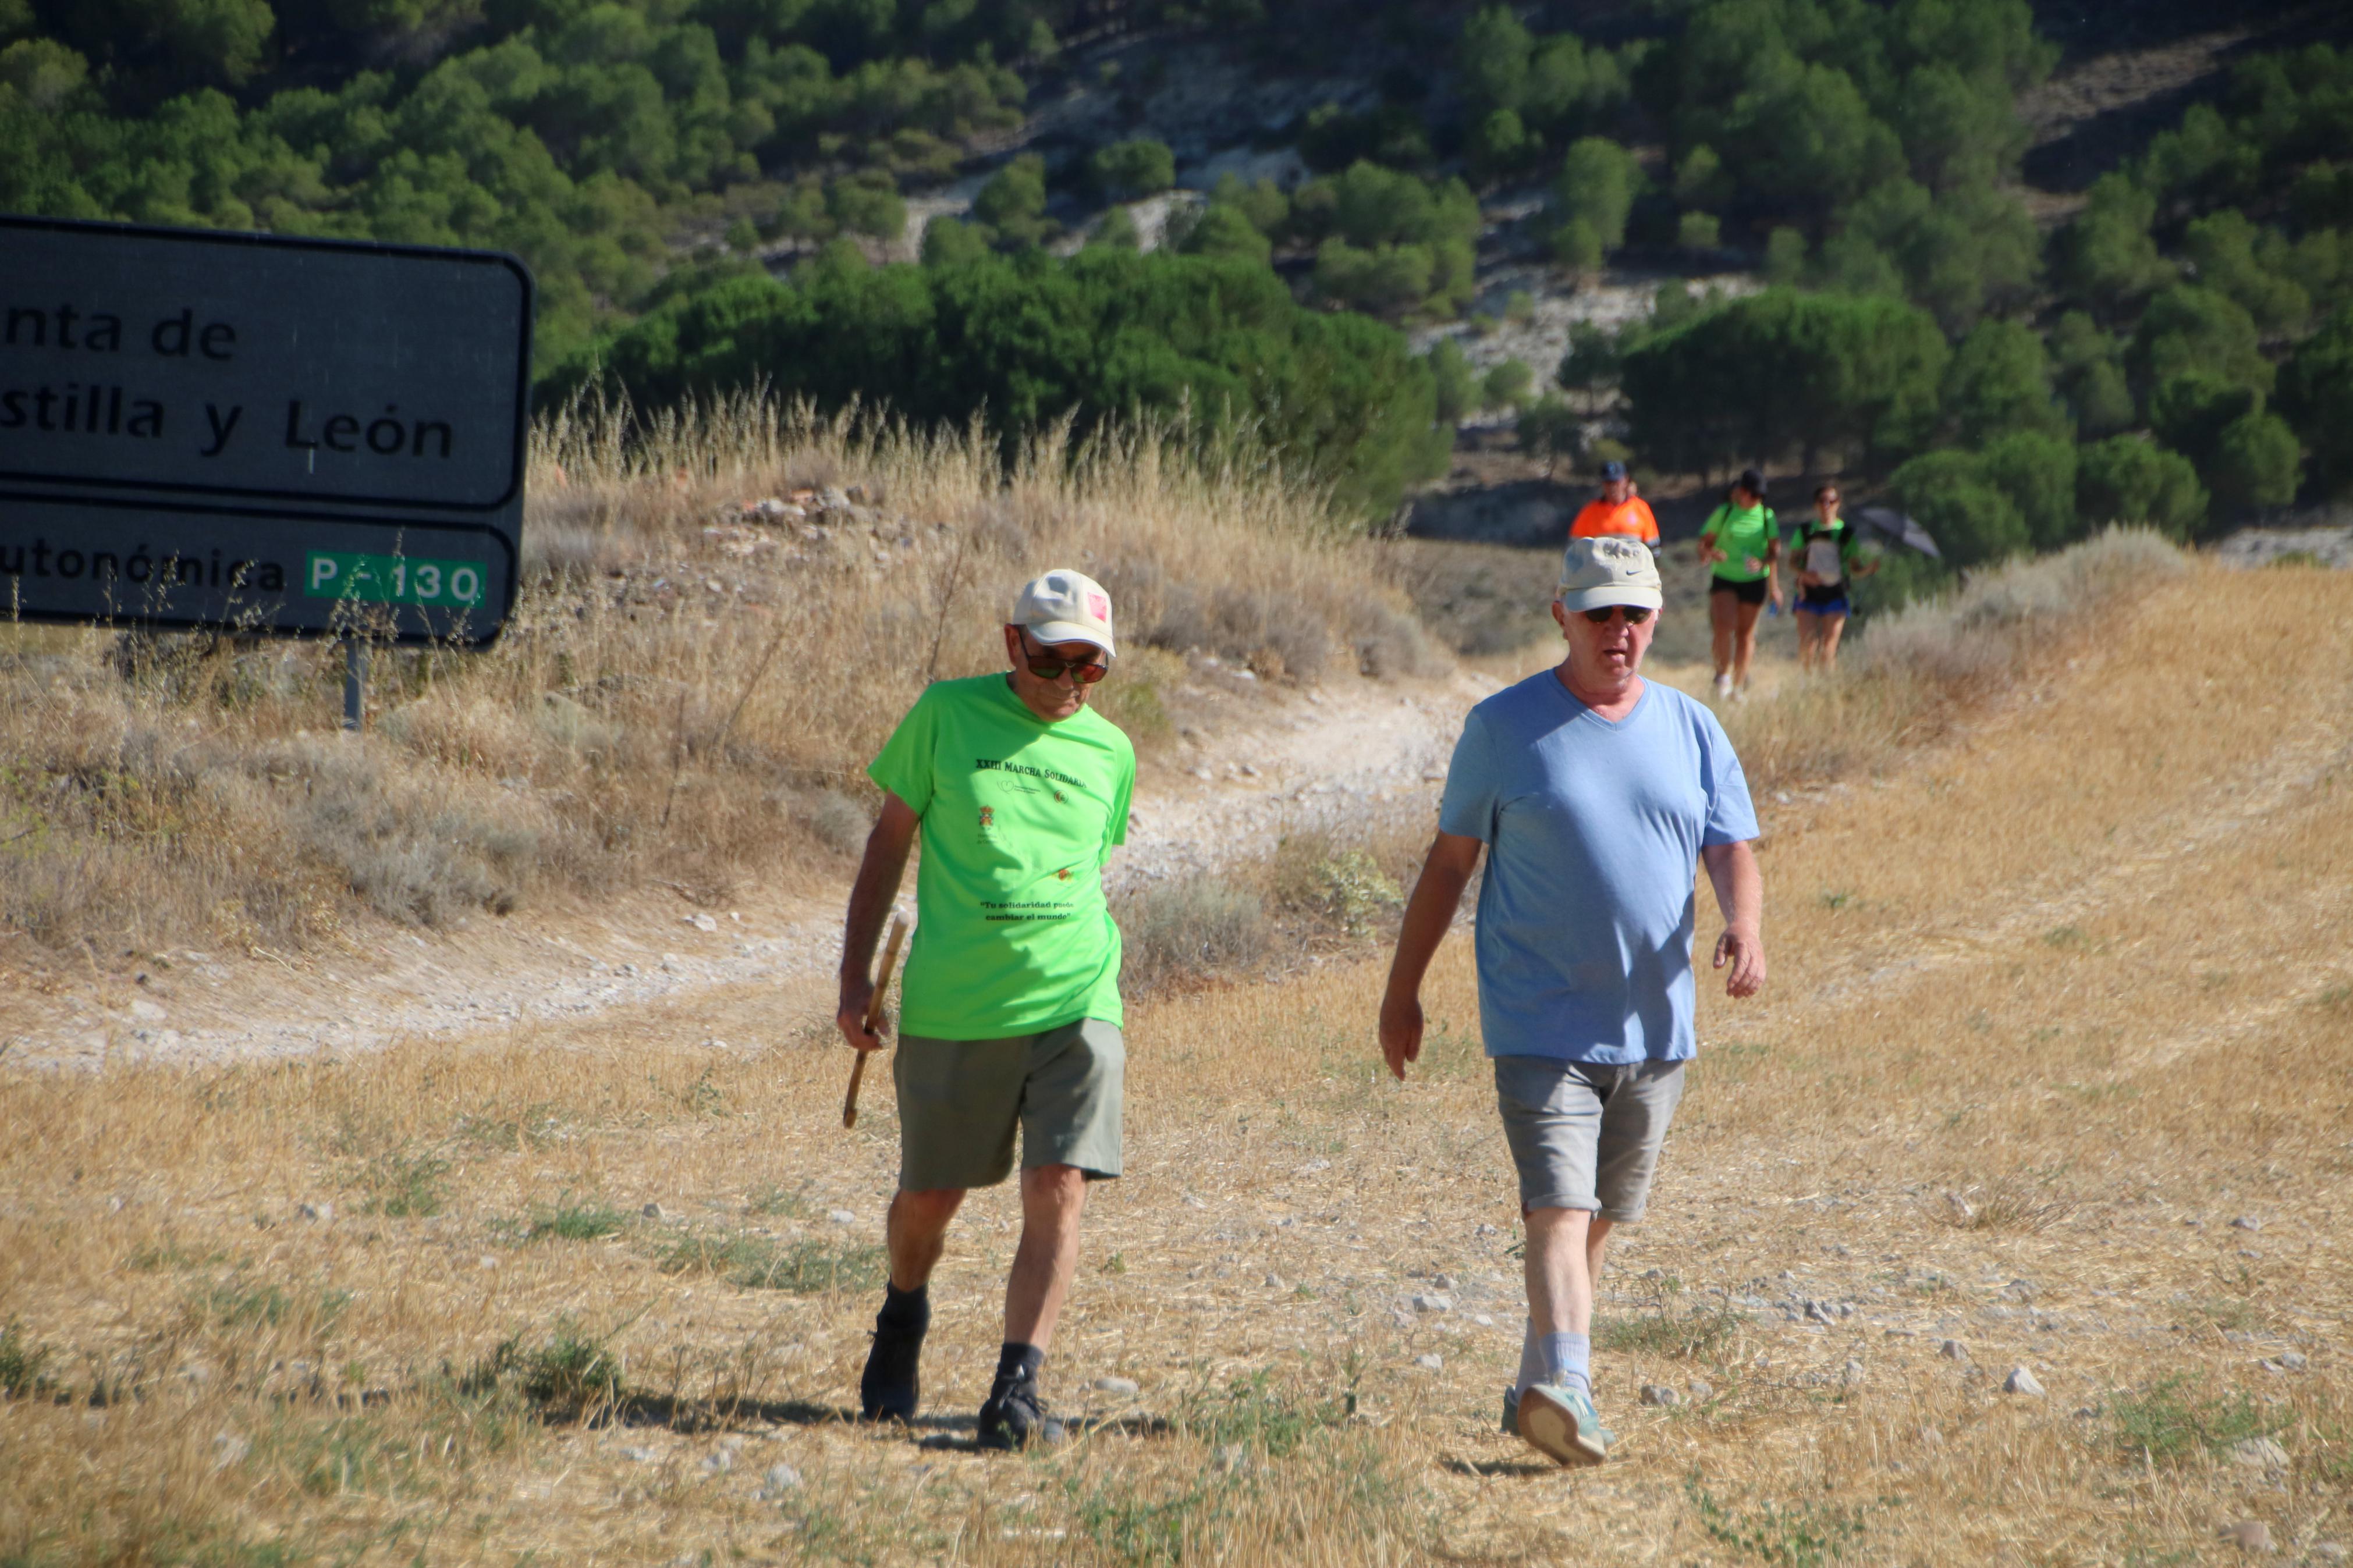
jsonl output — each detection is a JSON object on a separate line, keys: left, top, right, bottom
{"left": 858, "top": 1312, "right": 924, "bottom": 1423}
{"left": 976, "top": 1375, "right": 1064, "bottom": 1451}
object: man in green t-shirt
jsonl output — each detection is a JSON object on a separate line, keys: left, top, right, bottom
{"left": 837, "top": 567, "right": 1135, "bottom": 1451}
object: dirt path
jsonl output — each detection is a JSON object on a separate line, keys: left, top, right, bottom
{"left": 1, "top": 666, "right": 1506, "bottom": 1071}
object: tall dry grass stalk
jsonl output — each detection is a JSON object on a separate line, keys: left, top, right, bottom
{"left": 0, "top": 392, "right": 1435, "bottom": 971}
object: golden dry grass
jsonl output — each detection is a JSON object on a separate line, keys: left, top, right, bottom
{"left": 4, "top": 562, "right": 2351, "bottom": 1566}
{"left": 0, "top": 394, "right": 1434, "bottom": 974}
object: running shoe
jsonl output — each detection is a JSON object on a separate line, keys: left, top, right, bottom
{"left": 1712, "top": 671, "right": 1733, "bottom": 699}
{"left": 1500, "top": 1384, "right": 1519, "bottom": 1434}
{"left": 1516, "top": 1381, "right": 1611, "bottom": 1467}
{"left": 977, "top": 1375, "right": 1065, "bottom": 1450}
{"left": 857, "top": 1311, "right": 924, "bottom": 1422}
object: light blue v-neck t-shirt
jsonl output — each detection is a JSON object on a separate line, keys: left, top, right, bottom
{"left": 1437, "top": 670, "right": 1758, "bottom": 1064}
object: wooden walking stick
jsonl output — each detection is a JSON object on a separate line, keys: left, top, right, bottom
{"left": 843, "top": 913, "right": 908, "bottom": 1129}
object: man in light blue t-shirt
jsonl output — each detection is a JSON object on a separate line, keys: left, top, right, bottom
{"left": 1380, "top": 534, "right": 1766, "bottom": 1470}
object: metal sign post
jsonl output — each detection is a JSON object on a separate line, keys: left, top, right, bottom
{"left": 1, "top": 216, "right": 532, "bottom": 648}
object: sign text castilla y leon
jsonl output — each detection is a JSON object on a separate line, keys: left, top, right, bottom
{"left": 1, "top": 216, "right": 531, "bottom": 645}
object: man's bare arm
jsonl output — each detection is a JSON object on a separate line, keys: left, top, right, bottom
{"left": 837, "top": 792, "right": 920, "bottom": 1050}
{"left": 1378, "top": 832, "right": 1484, "bottom": 1080}
{"left": 1701, "top": 838, "right": 1765, "bottom": 998}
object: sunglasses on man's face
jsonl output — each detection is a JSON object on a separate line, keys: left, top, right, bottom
{"left": 1580, "top": 605, "right": 1654, "bottom": 625}
{"left": 1020, "top": 638, "right": 1109, "bottom": 684}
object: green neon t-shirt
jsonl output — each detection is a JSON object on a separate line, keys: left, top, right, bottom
{"left": 1701, "top": 502, "right": 1778, "bottom": 583}
{"left": 868, "top": 673, "right": 1134, "bottom": 1039}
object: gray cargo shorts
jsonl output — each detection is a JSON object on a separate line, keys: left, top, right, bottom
{"left": 893, "top": 1018, "right": 1124, "bottom": 1192}
{"left": 1493, "top": 1057, "right": 1686, "bottom": 1222}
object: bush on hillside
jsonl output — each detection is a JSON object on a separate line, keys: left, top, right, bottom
{"left": 1619, "top": 289, "right": 1946, "bottom": 478}
{"left": 1941, "top": 318, "right": 2068, "bottom": 445}
{"left": 1979, "top": 431, "right": 2080, "bottom": 552}
{"left": 546, "top": 248, "right": 1450, "bottom": 522}
{"left": 2077, "top": 436, "right": 2207, "bottom": 539}
{"left": 2205, "top": 411, "right": 2302, "bottom": 515}
{"left": 2278, "top": 306, "right": 2353, "bottom": 496}
{"left": 1886, "top": 450, "right": 2029, "bottom": 568}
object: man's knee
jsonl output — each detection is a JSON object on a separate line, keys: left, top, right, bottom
{"left": 895, "top": 1187, "right": 965, "bottom": 1229}
{"left": 1023, "top": 1163, "right": 1088, "bottom": 1206}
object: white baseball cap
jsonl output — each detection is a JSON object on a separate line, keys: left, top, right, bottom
{"left": 1557, "top": 535, "right": 1663, "bottom": 612}
{"left": 1012, "top": 568, "right": 1116, "bottom": 659}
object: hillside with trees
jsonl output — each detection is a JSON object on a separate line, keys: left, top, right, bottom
{"left": 3, "top": 0, "right": 2347, "bottom": 541}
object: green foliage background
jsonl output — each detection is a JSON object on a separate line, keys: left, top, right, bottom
{"left": 3, "top": 0, "right": 2349, "bottom": 537}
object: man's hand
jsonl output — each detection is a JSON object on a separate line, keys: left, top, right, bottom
{"left": 1378, "top": 990, "right": 1424, "bottom": 1081}
{"left": 1712, "top": 925, "right": 1766, "bottom": 998}
{"left": 837, "top": 978, "right": 883, "bottom": 1053}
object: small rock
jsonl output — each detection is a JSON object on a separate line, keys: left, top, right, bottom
{"left": 1640, "top": 1384, "right": 1680, "bottom": 1407}
{"left": 129, "top": 999, "right": 166, "bottom": 1023}
{"left": 2230, "top": 1437, "right": 2290, "bottom": 1468}
{"left": 296, "top": 1201, "right": 333, "bottom": 1223}
{"left": 2278, "top": 1350, "right": 2308, "bottom": 1371}
{"left": 1471, "top": 1313, "right": 1495, "bottom": 1327}
{"left": 2005, "top": 1279, "right": 2036, "bottom": 1302}
{"left": 1804, "top": 1300, "right": 1835, "bottom": 1324}
{"left": 2217, "top": 1520, "right": 2274, "bottom": 1554}
{"left": 2311, "top": 1542, "right": 2344, "bottom": 1564}
{"left": 1213, "top": 1443, "right": 1250, "bottom": 1473}
{"left": 210, "top": 1430, "right": 249, "bottom": 1468}
{"left": 1687, "top": 1379, "right": 1715, "bottom": 1401}
{"left": 1940, "top": 1339, "right": 1969, "bottom": 1361}
{"left": 684, "top": 913, "right": 718, "bottom": 933}
{"left": 642, "top": 1202, "right": 666, "bottom": 1221}
{"left": 1091, "top": 1377, "right": 1140, "bottom": 1397}
{"left": 758, "top": 1463, "right": 802, "bottom": 1496}
{"left": 826, "top": 1209, "right": 857, "bottom": 1225}
{"left": 620, "top": 1445, "right": 661, "bottom": 1463}
{"left": 2230, "top": 1215, "right": 2264, "bottom": 1232}
{"left": 700, "top": 1449, "right": 734, "bottom": 1474}
{"left": 1263, "top": 1273, "right": 1284, "bottom": 1290}
{"left": 2003, "top": 1366, "right": 2046, "bottom": 1396}
{"left": 478, "top": 1255, "right": 499, "bottom": 1270}
{"left": 1431, "top": 1273, "right": 1456, "bottom": 1289}
{"left": 1415, "top": 1354, "right": 1445, "bottom": 1371}
{"left": 1841, "top": 1358, "right": 1865, "bottom": 1388}
{"left": 1942, "top": 1192, "right": 1974, "bottom": 1222}
{"left": 1408, "top": 1293, "right": 1453, "bottom": 1314}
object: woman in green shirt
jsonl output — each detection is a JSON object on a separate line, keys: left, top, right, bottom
{"left": 1695, "top": 468, "right": 1781, "bottom": 700}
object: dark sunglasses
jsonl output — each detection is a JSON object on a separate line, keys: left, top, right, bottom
{"left": 1019, "top": 637, "right": 1109, "bottom": 684}
{"left": 1580, "top": 605, "right": 1654, "bottom": 625}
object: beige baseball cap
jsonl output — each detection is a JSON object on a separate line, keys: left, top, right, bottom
{"left": 1012, "top": 568, "right": 1116, "bottom": 658}
{"left": 1557, "top": 535, "right": 1663, "bottom": 612}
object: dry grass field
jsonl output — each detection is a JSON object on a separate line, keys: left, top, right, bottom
{"left": 3, "top": 553, "right": 2351, "bottom": 1567}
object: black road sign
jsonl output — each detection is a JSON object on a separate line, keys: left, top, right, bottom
{"left": 1, "top": 216, "right": 531, "bottom": 645}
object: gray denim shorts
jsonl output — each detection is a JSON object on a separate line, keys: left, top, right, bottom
{"left": 893, "top": 1018, "right": 1124, "bottom": 1191}
{"left": 1493, "top": 1057, "right": 1686, "bottom": 1222}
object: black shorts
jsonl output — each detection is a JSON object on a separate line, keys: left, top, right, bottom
{"left": 1710, "top": 575, "right": 1769, "bottom": 606}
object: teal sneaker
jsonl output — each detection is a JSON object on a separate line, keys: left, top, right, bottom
{"left": 1516, "top": 1381, "right": 1610, "bottom": 1467}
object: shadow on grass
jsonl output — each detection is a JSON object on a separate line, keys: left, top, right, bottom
{"left": 1441, "top": 1456, "right": 1557, "bottom": 1478}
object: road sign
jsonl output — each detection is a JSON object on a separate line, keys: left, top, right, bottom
{"left": 1, "top": 216, "right": 531, "bottom": 646}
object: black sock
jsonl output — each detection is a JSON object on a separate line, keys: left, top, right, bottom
{"left": 878, "top": 1281, "right": 930, "bottom": 1334}
{"left": 995, "top": 1342, "right": 1044, "bottom": 1386}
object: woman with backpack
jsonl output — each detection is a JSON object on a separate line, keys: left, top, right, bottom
{"left": 1695, "top": 468, "right": 1780, "bottom": 700}
{"left": 1788, "top": 482, "right": 1879, "bottom": 673}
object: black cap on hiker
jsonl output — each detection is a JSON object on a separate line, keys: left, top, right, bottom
{"left": 1601, "top": 460, "right": 1628, "bottom": 481}
{"left": 1738, "top": 467, "right": 1766, "bottom": 500}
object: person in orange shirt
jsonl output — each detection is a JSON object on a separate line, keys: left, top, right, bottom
{"left": 1568, "top": 462, "right": 1659, "bottom": 546}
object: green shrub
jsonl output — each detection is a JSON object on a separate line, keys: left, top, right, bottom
{"left": 1089, "top": 137, "right": 1175, "bottom": 201}
{"left": 2279, "top": 305, "right": 2353, "bottom": 496}
{"left": 2078, "top": 436, "right": 2207, "bottom": 538}
{"left": 1981, "top": 431, "right": 2080, "bottom": 551}
{"left": 1942, "top": 318, "right": 2067, "bottom": 444}
{"left": 1428, "top": 337, "right": 1475, "bottom": 424}
{"left": 1887, "top": 449, "right": 2029, "bottom": 568}
{"left": 1482, "top": 358, "right": 1534, "bottom": 408}
{"left": 2207, "top": 410, "right": 2302, "bottom": 514}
